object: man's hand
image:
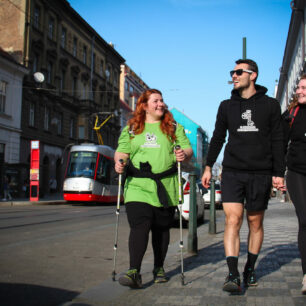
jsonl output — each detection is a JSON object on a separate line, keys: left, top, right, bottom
{"left": 201, "top": 166, "right": 212, "bottom": 189}
{"left": 272, "top": 176, "right": 286, "bottom": 191}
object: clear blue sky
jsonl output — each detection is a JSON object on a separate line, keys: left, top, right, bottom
{"left": 68, "top": 0, "right": 291, "bottom": 142}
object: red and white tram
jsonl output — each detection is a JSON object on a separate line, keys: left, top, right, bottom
{"left": 63, "top": 143, "right": 121, "bottom": 203}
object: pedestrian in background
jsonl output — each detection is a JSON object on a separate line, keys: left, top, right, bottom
{"left": 202, "top": 59, "right": 285, "bottom": 293}
{"left": 3, "top": 175, "right": 12, "bottom": 201}
{"left": 282, "top": 75, "right": 306, "bottom": 294}
{"left": 114, "top": 88, "right": 192, "bottom": 288}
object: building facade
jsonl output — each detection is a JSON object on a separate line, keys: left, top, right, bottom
{"left": 0, "top": 0, "right": 125, "bottom": 196}
{"left": 276, "top": 0, "right": 306, "bottom": 112}
{"left": 119, "top": 64, "right": 149, "bottom": 129}
{"left": 0, "top": 48, "right": 28, "bottom": 198}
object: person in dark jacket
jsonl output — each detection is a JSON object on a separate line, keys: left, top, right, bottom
{"left": 202, "top": 59, "right": 285, "bottom": 293}
{"left": 282, "top": 74, "right": 306, "bottom": 295}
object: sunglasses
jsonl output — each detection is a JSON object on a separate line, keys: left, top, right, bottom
{"left": 230, "top": 69, "right": 254, "bottom": 77}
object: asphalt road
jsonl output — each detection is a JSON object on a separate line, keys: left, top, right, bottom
{"left": 0, "top": 203, "right": 189, "bottom": 306}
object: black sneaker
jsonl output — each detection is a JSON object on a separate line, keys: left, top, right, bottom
{"left": 223, "top": 273, "right": 241, "bottom": 293}
{"left": 118, "top": 269, "right": 142, "bottom": 289}
{"left": 153, "top": 267, "right": 169, "bottom": 283}
{"left": 243, "top": 268, "right": 257, "bottom": 287}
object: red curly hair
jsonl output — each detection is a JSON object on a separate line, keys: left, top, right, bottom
{"left": 128, "top": 89, "right": 176, "bottom": 141}
{"left": 288, "top": 74, "right": 306, "bottom": 111}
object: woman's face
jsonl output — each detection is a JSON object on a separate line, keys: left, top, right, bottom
{"left": 296, "top": 79, "right": 306, "bottom": 104}
{"left": 144, "top": 93, "right": 166, "bottom": 122}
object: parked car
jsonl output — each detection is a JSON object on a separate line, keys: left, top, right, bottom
{"left": 175, "top": 172, "right": 205, "bottom": 223}
{"left": 197, "top": 181, "right": 222, "bottom": 209}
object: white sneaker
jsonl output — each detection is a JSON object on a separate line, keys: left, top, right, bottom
{"left": 302, "top": 274, "right": 306, "bottom": 295}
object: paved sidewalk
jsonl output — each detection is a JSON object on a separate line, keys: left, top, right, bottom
{"left": 0, "top": 193, "right": 66, "bottom": 206}
{"left": 63, "top": 199, "right": 306, "bottom": 306}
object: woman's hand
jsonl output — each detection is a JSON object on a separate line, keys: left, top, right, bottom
{"left": 114, "top": 152, "right": 129, "bottom": 174}
{"left": 115, "top": 160, "right": 126, "bottom": 174}
{"left": 175, "top": 148, "right": 187, "bottom": 162}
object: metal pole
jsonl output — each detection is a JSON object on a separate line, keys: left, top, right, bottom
{"left": 243, "top": 37, "right": 247, "bottom": 59}
{"left": 209, "top": 179, "right": 216, "bottom": 234}
{"left": 175, "top": 145, "right": 184, "bottom": 286}
{"left": 112, "top": 159, "right": 123, "bottom": 281}
{"left": 188, "top": 172, "right": 198, "bottom": 254}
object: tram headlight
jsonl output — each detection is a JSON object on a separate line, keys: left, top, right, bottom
{"left": 88, "top": 181, "right": 93, "bottom": 191}
{"left": 63, "top": 181, "right": 67, "bottom": 190}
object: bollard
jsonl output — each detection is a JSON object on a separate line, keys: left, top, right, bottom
{"left": 209, "top": 179, "right": 216, "bottom": 234}
{"left": 188, "top": 172, "right": 198, "bottom": 254}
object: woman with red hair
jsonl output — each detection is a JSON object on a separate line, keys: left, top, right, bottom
{"left": 115, "top": 89, "right": 192, "bottom": 288}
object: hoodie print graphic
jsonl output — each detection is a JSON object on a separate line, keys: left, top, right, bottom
{"left": 237, "top": 109, "right": 259, "bottom": 132}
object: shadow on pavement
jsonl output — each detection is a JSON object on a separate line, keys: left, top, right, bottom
{"left": 255, "top": 242, "right": 299, "bottom": 281}
{"left": 163, "top": 241, "right": 299, "bottom": 290}
{"left": 0, "top": 282, "right": 79, "bottom": 306}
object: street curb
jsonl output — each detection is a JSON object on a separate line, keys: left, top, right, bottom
{"left": 0, "top": 200, "right": 67, "bottom": 206}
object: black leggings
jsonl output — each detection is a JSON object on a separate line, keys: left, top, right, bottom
{"left": 125, "top": 202, "right": 175, "bottom": 272}
{"left": 287, "top": 170, "right": 306, "bottom": 275}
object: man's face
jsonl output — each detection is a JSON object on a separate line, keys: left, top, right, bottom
{"left": 231, "top": 63, "right": 255, "bottom": 91}
{"left": 296, "top": 79, "right": 306, "bottom": 105}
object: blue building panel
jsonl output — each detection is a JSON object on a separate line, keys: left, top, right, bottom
{"left": 170, "top": 108, "right": 199, "bottom": 158}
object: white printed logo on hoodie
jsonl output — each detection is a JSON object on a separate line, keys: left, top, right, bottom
{"left": 237, "top": 110, "right": 259, "bottom": 132}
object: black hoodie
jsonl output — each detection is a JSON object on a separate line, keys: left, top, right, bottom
{"left": 207, "top": 85, "right": 285, "bottom": 177}
{"left": 282, "top": 103, "right": 306, "bottom": 175}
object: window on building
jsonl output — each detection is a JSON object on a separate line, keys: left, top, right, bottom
{"left": 29, "top": 102, "right": 35, "bottom": 127}
{"left": 57, "top": 113, "right": 63, "bottom": 135}
{"left": 32, "top": 54, "right": 39, "bottom": 73}
{"left": 81, "top": 82, "right": 87, "bottom": 99}
{"left": 125, "top": 81, "right": 129, "bottom": 91}
{"left": 72, "top": 77, "right": 77, "bottom": 97}
{"left": 70, "top": 118, "right": 74, "bottom": 138}
{"left": 47, "top": 62, "right": 53, "bottom": 84}
{"left": 100, "top": 61, "right": 104, "bottom": 77}
{"left": 48, "top": 17, "right": 54, "bottom": 39}
{"left": 60, "top": 70, "right": 65, "bottom": 92}
{"left": 113, "top": 70, "right": 118, "bottom": 86}
{"left": 44, "top": 106, "right": 50, "bottom": 131}
{"left": 105, "top": 65, "right": 111, "bottom": 81}
{"left": 83, "top": 45, "right": 87, "bottom": 64}
{"left": 78, "top": 126, "right": 84, "bottom": 139}
{"left": 61, "top": 27, "right": 66, "bottom": 48}
{"left": 0, "top": 81, "right": 7, "bottom": 113}
{"left": 73, "top": 37, "right": 77, "bottom": 57}
{"left": 34, "top": 6, "right": 40, "bottom": 29}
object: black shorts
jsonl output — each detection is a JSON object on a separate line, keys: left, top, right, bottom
{"left": 125, "top": 202, "right": 175, "bottom": 229}
{"left": 221, "top": 171, "right": 272, "bottom": 211}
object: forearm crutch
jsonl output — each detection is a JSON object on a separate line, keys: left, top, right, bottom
{"left": 112, "top": 159, "right": 123, "bottom": 281}
{"left": 175, "top": 145, "right": 185, "bottom": 285}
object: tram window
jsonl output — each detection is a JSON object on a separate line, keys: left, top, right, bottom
{"left": 96, "top": 155, "right": 110, "bottom": 184}
{"left": 110, "top": 160, "right": 117, "bottom": 185}
{"left": 66, "top": 151, "right": 97, "bottom": 178}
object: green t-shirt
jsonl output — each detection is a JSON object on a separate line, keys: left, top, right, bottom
{"left": 116, "top": 122, "right": 191, "bottom": 207}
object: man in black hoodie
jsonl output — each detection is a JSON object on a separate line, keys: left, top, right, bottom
{"left": 202, "top": 59, "right": 285, "bottom": 293}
